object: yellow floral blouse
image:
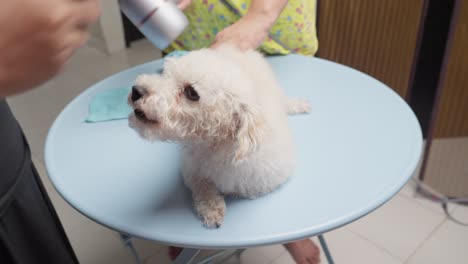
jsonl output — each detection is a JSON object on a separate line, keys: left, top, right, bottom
{"left": 165, "top": 0, "right": 318, "bottom": 56}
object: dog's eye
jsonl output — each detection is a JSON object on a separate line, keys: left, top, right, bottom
{"left": 184, "top": 84, "right": 200, "bottom": 101}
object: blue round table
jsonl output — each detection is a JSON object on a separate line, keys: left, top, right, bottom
{"left": 45, "top": 55, "right": 422, "bottom": 264}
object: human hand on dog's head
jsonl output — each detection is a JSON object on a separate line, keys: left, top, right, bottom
{"left": 128, "top": 47, "right": 263, "bottom": 162}
{"left": 210, "top": 15, "right": 269, "bottom": 52}
{"left": 210, "top": 0, "right": 288, "bottom": 51}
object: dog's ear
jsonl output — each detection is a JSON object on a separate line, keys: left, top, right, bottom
{"left": 233, "top": 104, "right": 264, "bottom": 163}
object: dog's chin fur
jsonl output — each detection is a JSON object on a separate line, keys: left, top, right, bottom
{"left": 128, "top": 115, "right": 160, "bottom": 141}
{"left": 128, "top": 45, "right": 310, "bottom": 228}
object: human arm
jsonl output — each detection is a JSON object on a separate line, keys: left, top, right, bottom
{"left": 211, "top": 0, "right": 289, "bottom": 50}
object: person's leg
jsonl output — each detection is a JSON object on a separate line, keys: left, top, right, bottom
{"left": 169, "top": 246, "right": 184, "bottom": 260}
{"left": 0, "top": 162, "right": 79, "bottom": 263}
{"left": 284, "top": 239, "right": 321, "bottom": 264}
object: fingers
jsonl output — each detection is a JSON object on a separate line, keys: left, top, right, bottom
{"left": 210, "top": 40, "right": 220, "bottom": 48}
{"left": 210, "top": 31, "right": 226, "bottom": 48}
{"left": 177, "top": 0, "right": 192, "bottom": 10}
{"left": 72, "top": 0, "right": 101, "bottom": 28}
{"left": 54, "top": 30, "right": 89, "bottom": 66}
{"left": 50, "top": 1, "right": 95, "bottom": 67}
{"left": 69, "top": 30, "right": 90, "bottom": 49}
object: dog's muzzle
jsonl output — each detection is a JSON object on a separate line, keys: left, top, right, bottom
{"left": 134, "top": 109, "right": 146, "bottom": 120}
{"left": 131, "top": 85, "right": 147, "bottom": 102}
{"left": 133, "top": 108, "right": 158, "bottom": 124}
{"left": 130, "top": 86, "right": 158, "bottom": 124}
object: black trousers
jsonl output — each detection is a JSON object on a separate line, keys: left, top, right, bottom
{"left": 0, "top": 100, "right": 78, "bottom": 264}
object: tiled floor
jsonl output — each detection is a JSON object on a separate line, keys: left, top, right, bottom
{"left": 7, "top": 40, "right": 468, "bottom": 264}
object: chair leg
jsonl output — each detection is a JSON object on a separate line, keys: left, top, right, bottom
{"left": 318, "top": 234, "right": 335, "bottom": 264}
{"left": 119, "top": 233, "right": 142, "bottom": 264}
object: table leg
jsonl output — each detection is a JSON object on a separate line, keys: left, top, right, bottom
{"left": 173, "top": 248, "right": 201, "bottom": 264}
{"left": 318, "top": 234, "right": 335, "bottom": 264}
{"left": 234, "top": 248, "right": 246, "bottom": 258}
{"left": 119, "top": 233, "right": 142, "bottom": 264}
{"left": 196, "top": 248, "right": 246, "bottom": 264}
{"left": 214, "top": 249, "right": 246, "bottom": 263}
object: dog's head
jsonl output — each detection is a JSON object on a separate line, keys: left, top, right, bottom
{"left": 128, "top": 47, "right": 264, "bottom": 161}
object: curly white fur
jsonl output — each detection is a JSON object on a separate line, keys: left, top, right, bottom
{"left": 128, "top": 45, "right": 310, "bottom": 227}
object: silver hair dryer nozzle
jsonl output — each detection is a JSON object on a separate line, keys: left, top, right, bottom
{"left": 119, "top": 0, "right": 188, "bottom": 50}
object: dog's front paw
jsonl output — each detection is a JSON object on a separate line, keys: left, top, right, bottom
{"left": 196, "top": 197, "right": 226, "bottom": 228}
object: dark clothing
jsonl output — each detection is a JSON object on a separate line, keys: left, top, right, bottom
{"left": 0, "top": 100, "right": 25, "bottom": 198}
{"left": 0, "top": 100, "right": 78, "bottom": 264}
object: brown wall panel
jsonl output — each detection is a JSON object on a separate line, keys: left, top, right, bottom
{"left": 434, "top": 1, "right": 468, "bottom": 138}
{"left": 317, "top": 0, "right": 424, "bottom": 97}
{"left": 414, "top": 1, "right": 468, "bottom": 197}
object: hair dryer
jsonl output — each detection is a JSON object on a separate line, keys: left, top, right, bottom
{"left": 119, "top": 0, "right": 188, "bottom": 50}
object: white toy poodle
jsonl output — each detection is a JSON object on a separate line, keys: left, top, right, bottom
{"left": 128, "top": 45, "right": 310, "bottom": 228}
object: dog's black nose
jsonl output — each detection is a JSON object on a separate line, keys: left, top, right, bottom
{"left": 131, "top": 85, "right": 146, "bottom": 102}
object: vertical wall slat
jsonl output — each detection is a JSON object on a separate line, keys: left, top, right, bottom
{"left": 317, "top": 0, "right": 424, "bottom": 97}
{"left": 434, "top": 0, "right": 468, "bottom": 138}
